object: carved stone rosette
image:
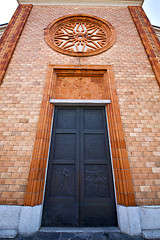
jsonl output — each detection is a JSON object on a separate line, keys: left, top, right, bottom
{"left": 44, "top": 14, "right": 116, "bottom": 57}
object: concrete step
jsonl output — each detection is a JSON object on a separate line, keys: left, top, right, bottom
{"left": 39, "top": 227, "right": 120, "bottom": 233}
{"left": 142, "top": 230, "right": 160, "bottom": 239}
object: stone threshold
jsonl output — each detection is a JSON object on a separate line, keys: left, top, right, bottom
{"left": 40, "top": 227, "right": 120, "bottom": 233}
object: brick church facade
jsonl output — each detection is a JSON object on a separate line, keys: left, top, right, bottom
{"left": 0, "top": 0, "right": 160, "bottom": 238}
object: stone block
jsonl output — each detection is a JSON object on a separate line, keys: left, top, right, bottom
{"left": 0, "top": 229, "right": 17, "bottom": 239}
{"left": 139, "top": 206, "right": 160, "bottom": 230}
{"left": 18, "top": 204, "right": 43, "bottom": 235}
{"left": 117, "top": 205, "right": 141, "bottom": 236}
{"left": 0, "top": 205, "right": 21, "bottom": 229}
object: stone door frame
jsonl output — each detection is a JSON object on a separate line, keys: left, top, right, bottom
{"left": 24, "top": 65, "right": 135, "bottom": 208}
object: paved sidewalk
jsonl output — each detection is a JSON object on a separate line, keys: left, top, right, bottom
{"left": 0, "top": 231, "right": 152, "bottom": 240}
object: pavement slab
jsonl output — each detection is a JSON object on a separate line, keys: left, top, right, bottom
{"left": 105, "top": 232, "right": 144, "bottom": 240}
{"left": 0, "top": 231, "right": 160, "bottom": 240}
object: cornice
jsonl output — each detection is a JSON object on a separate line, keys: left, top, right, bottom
{"left": 153, "top": 25, "right": 160, "bottom": 40}
{"left": 0, "top": 23, "right": 8, "bottom": 39}
{"left": 18, "top": 0, "right": 144, "bottom": 6}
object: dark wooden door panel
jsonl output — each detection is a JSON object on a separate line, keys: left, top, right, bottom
{"left": 84, "top": 133, "right": 107, "bottom": 160}
{"left": 42, "top": 106, "right": 117, "bottom": 227}
{"left": 49, "top": 165, "right": 75, "bottom": 197}
{"left": 53, "top": 133, "right": 76, "bottom": 160}
{"left": 79, "top": 107, "right": 117, "bottom": 227}
{"left": 42, "top": 107, "right": 79, "bottom": 227}
{"left": 83, "top": 108, "right": 104, "bottom": 130}
{"left": 84, "top": 165, "right": 110, "bottom": 198}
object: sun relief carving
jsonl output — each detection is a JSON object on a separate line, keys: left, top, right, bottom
{"left": 44, "top": 14, "right": 116, "bottom": 57}
{"left": 54, "top": 22, "right": 106, "bottom": 53}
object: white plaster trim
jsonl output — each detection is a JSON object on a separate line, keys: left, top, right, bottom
{"left": 49, "top": 99, "right": 111, "bottom": 106}
{"left": 42, "top": 107, "right": 55, "bottom": 205}
{"left": 105, "top": 108, "right": 118, "bottom": 205}
{"left": 18, "top": 0, "right": 144, "bottom": 6}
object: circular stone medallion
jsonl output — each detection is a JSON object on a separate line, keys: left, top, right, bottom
{"left": 44, "top": 14, "right": 116, "bottom": 57}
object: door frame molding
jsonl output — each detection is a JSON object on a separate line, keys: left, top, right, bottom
{"left": 24, "top": 65, "right": 135, "bottom": 207}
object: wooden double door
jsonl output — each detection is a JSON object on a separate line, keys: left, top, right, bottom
{"left": 42, "top": 106, "right": 117, "bottom": 227}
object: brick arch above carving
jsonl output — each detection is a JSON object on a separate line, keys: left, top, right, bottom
{"left": 44, "top": 14, "right": 116, "bottom": 57}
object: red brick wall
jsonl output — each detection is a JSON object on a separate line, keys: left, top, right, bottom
{"left": 0, "top": 5, "right": 160, "bottom": 205}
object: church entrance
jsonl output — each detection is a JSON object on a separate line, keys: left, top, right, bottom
{"left": 42, "top": 106, "right": 117, "bottom": 227}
